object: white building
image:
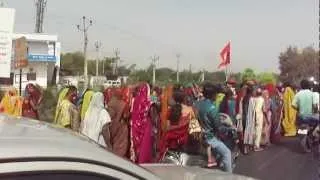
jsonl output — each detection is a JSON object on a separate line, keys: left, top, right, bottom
{"left": 0, "top": 33, "right": 61, "bottom": 91}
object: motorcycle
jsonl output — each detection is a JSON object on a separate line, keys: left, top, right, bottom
{"left": 161, "top": 113, "right": 240, "bottom": 170}
{"left": 297, "top": 114, "right": 319, "bottom": 154}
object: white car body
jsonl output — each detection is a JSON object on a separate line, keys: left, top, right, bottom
{"left": 0, "top": 114, "right": 256, "bottom": 180}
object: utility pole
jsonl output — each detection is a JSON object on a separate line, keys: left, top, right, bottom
{"left": 34, "top": 0, "right": 47, "bottom": 33}
{"left": 113, "top": 48, "right": 120, "bottom": 75}
{"left": 202, "top": 69, "right": 205, "bottom": 82}
{"left": 151, "top": 55, "right": 159, "bottom": 86}
{"left": 94, "top": 41, "right": 101, "bottom": 76}
{"left": 176, "top": 53, "right": 180, "bottom": 83}
{"left": 77, "top": 16, "right": 93, "bottom": 88}
{"left": 189, "top": 64, "right": 192, "bottom": 81}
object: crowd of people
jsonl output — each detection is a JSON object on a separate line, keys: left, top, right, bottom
{"left": 0, "top": 78, "right": 319, "bottom": 173}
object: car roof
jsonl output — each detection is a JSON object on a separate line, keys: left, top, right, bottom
{"left": 0, "top": 114, "right": 159, "bottom": 179}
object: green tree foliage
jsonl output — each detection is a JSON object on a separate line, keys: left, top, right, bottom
{"left": 60, "top": 52, "right": 114, "bottom": 76}
{"left": 279, "top": 46, "right": 319, "bottom": 85}
{"left": 257, "top": 72, "right": 277, "bottom": 84}
{"left": 241, "top": 68, "right": 256, "bottom": 82}
{"left": 60, "top": 52, "right": 84, "bottom": 75}
{"left": 204, "top": 71, "right": 226, "bottom": 84}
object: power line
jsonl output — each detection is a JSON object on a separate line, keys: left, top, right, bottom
{"left": 43, "top": 15, "right": 178, "bottom": 53}
{"left": 77, "top": 16, "right": 93, "bottom": 88}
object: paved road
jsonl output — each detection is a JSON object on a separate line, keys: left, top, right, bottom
{"left": 234, "top": 137, "right": 319, "bottom": 180}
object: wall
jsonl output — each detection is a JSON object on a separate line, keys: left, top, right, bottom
{"left": 12, "top": 62, "right": 48, "bottom": 90}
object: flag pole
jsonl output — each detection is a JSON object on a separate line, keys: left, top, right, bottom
{"left": 225, "top": 65, "right": 228, "bottom": 82}
{"left": 226, "top": 40, "right": 231, "bottom": 82}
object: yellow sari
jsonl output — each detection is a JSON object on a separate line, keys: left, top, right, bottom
{"left": 54, "top": 88, "right": 69, "bottom": 123}
{"left": 282, "top": 87, "right": 297, "bottom": 136}
{"left": 80, "top": 90, "right": 94, "bottom": 121}
{"left": 0, "top": 87, "right": 22, "bottom": 117}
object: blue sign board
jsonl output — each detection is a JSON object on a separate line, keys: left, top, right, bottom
{"left": 28, "top": 54, "right": 56, "bottom": 62}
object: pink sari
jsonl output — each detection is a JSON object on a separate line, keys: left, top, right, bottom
{"left": 130, "top": 83, "right": 153, "bottom": 163}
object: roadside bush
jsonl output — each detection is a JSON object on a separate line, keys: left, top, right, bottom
{"left": 38, "top": 86, "right": 58, "bottom": 123}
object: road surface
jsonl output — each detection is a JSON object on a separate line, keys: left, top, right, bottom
{"left": 234, "top": 137, "right": 319, "bottom": 180}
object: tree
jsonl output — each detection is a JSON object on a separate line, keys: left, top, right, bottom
{"left": 60, "top": 52, "right": 84, "bottom": 75}
{"left": 241, "top": 68, "right": 256, "bottom": 82}
{"left": 60, "top": 52, "right": 114, "bottom": 76}
{"left": 279, "top": 46, "right": 319, "bottom": 85}
{"left": 257, "top": 72, "right": 277, "bottom": 84}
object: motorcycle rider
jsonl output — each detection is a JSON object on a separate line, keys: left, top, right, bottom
{"left": 196, "top": 83, "right": 232, "bottom": 172}
{"left": 292, "top": 79, "right": 318, "bottom": 124}
{"left": 312, "top": 83, "right": 319, "bottom": 113}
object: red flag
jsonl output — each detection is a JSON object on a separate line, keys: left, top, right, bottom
{"left": 218, "top": 42, "right": 231, "bottom": 69}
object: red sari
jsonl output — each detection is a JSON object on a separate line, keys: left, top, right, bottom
{"left": 22, "top": 84, "right": 42, "bottom": 119}
{"left": 130, "top": 83, "right": 153, "bottom": 163}
{"left": 158, "top": 110, "right": 190, "bottom": 162}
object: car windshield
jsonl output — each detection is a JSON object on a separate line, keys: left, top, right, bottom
{"left": 0, "top": 1, "right": 318, "bottom": 180}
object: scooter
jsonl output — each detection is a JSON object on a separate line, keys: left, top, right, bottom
{"left": 297, "top": 114, "right": 319, "bottom": 154}
{"left": 161, "top": 128, "right": 240, "bottom": 169}
{"left": 161, "top": 117, "right": 240, "bottom": 170}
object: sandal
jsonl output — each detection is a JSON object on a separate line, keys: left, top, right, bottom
{"left": 254, "top": 147, "right": 264, "bottom": 152}
{"left": 207, "top": 161, "right": 217, "bottom": 168}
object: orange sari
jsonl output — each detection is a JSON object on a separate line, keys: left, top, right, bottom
{"left": 160, "top": 85, "right": 173, "bottom": 132}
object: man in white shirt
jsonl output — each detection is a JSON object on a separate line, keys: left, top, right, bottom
{"left": 312, "top": 84, "right": 319, "bottom": 112}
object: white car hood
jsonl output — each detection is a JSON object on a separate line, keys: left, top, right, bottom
{"left": 142, "top": 164, "right": 258, "bottom": 180}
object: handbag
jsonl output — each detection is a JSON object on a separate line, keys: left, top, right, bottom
{"left": 188, "top": 111, "right": 202, "bottom": 134}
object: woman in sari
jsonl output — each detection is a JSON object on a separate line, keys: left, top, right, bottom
{"left": 0, "top": 87, "right": 22, "bottom": 117}
{"left": 81, "top": 92, "right": 112, "bottom": 149}
{"left": 22, "top": 84, "right": 42, "bottom": 119}
{"left": 103, "top": 88, "right": 113, "bottom": 106}
{"left": 54, "top": 86, "right": 80, "bottom": 131}
{"left": 54, "top": 87, "right": 69, "bottom": 121}
{"left": 270, "top": 85, "right": 284, "bottom": 143}
{"left": 282, "top": 82, "right": 297, "bottom": 137}
{"left": 107, "top": 88, "right": 129, "bottom": 157}
{"left": 254, "top": 88, "right": 264, "bottom": 152}
{"left": 80, "top": 89, "right": 95, "bottom": 121}
{"left": 220, "top": 89, "right": 236, "bottom": 121}
{"left": 130, "top": 83, "right": 153, "bottom": 163}
{"left": 160, "top": 85, "right": 173, "bottom": 133}
{"left": 243, "top": 86, "right": 256, "bottom": 154}
{"left": 261, "top": 89, "right": 272, "bottom": 146}
{"left": 158, "top": 90, "right": 193, "bottom": 161}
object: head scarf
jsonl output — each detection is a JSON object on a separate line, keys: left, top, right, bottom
{"left": 80, "top": 90, "right": 95, "bottom": 121}
{"left": 0, "top": 87, "right": 22, "bottom": 117}
{"left": 82, "top": 92, "right": 111, "bottom": 147}
{"left": 22, "top": 83, "right": 42, "bottom": 119}
{"left": 54, "top": 87, "right": 69, "bottom": 123}
{"left": 25, "top": 83, "right": 41, "bottom": 102}
{"left": 103, "top": 88, "right": 113, "bottom": 106}
{"left": 130, "top": 83, "right": 153, "bottom": 163}
{"left": 264, "top": 84, "right": 276, "bottom": 97}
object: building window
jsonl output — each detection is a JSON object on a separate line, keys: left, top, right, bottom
{"left": 27, "top": 72, "right": 36, "bottom": 81}
{"left": 0, "top": 73, "right": 14, "bottom": 85}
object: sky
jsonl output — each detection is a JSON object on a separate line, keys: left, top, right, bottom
{"left": 2, "top": 0, "right": 318, "bottom": 72}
